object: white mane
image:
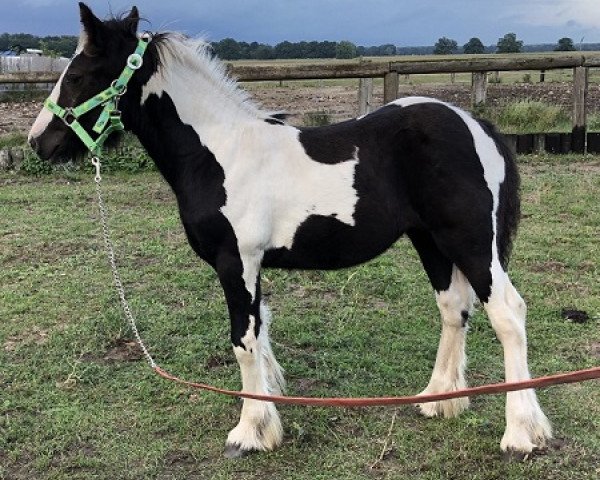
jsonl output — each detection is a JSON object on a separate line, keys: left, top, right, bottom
{"left": 153, "top": 34, "right": 268, "bottom": 120}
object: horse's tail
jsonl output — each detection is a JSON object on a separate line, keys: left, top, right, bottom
{"left": 478, "top": 118, "right": 521, "bottom": 269}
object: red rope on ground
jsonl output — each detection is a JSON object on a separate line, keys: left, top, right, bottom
{"left": 154, "top": 365, "right": 600, "bottom": 407}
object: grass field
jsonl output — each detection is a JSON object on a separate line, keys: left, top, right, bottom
{"left": 1, "top": 155, "right": 599, "bottom": 479}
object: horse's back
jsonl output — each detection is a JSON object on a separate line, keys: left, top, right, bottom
{"left": 265, "top": 97, "right": 517, "bottom": 271}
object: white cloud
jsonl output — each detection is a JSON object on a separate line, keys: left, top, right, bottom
{"left": 512, "top": 0, "right": 600, "bottom": 29}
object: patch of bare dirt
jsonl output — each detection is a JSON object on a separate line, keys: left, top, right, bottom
{"left": 529, "top": 260, "right": 567, "bottom": 273}
{"left": 291, "top": 377, "right": 331, "bottom": 395}
{"left": 49, "top": 442, "right": 97, "bottom": 471}
{"left": 589, "top": 342, "right": 600, "bottom": 359}
{"left": 2, "top": 239, "right": 94, "bottom": 268}
{"left": 0, "top": 100, "right": 41, "bottom": 135}
{"left": 81, "top": 338, "right": 143, "bottom": 364}
{"left": 4, "top": 327, "right": 50, "bottom": 352}
{"left": 156, "top": 450, "right": 218, "bottom": 480}
{"left": 204, "top": 353, "right": 231, "bottom": 369}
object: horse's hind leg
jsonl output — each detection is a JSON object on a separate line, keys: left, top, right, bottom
{"left": 482, "top": 268, "right": 552, "bottom": 454}
{"left": 409, "top": 230, "right": 473, "bottom": 418}
{"left": 434, "top": 235, "right": 552, "bottom": 454}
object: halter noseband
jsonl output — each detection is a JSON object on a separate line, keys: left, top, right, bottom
{"left": 44, "top": 34, "right": 151, "bottom": 156}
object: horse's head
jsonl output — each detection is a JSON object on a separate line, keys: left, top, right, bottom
{"left": 28, "top": 3, "right": 143, "bottom": 162}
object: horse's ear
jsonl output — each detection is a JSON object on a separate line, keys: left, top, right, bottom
{"left": 125, "top": 6, "right": 140, "bottom": 35}
{"left": 79, "top": 2, "right": 105, "bottom": 55}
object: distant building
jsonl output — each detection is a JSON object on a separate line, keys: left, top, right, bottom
{"left": 23, "top": 49, "right": 44, "bottom": 57}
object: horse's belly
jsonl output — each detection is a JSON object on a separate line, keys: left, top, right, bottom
{"left": 263, "top": 213, "right": 402, "bottom": 270}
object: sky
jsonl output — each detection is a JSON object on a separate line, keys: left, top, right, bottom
{"left": 3, "top": 0, "right": 600, "bottom": 47}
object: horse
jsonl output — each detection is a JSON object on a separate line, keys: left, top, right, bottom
{"left": 28, "top": 3, "right": 551, "bottom": 458}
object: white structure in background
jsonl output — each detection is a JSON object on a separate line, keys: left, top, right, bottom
{"left": 0, "top": 53, "right": 69, "bottom": 93}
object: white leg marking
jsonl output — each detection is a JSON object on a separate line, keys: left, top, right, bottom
{"left": 240, "top": 251, "right": 263, "bottom": 302}
{"left": 227, "top": 306, "right": 284, "bottom": 453}
{"left": 485, "top": 269, "right": 552, "bottom": 453}
{"left": 419, "top": 267, "right": 474, "bottom": 418}
{"left": 259, "top": 302, "right": 285, "bottom": 395}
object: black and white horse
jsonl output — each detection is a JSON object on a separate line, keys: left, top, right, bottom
{"left": 29, "top": 4, "right": 551, "bottom": 458}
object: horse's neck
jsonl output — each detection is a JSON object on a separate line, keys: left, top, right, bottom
{"left": 141, "top": 52, "right": 261, "bottom": 134}
{"left": 133, "top": 62, "right": 262, "bottom": 189}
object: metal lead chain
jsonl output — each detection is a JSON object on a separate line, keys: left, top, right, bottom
{"left": 93, "top": 158, "right": 157, "bottom": 368}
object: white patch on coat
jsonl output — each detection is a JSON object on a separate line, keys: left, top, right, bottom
{"left": 28, "top": 33, "right": 87, "bottom": 142}
{"left": 392, "top": 96, "right": 506, "bottom": 282}
{"left": 28, "top": 63, "right": 69, "bottom": 141}
{"left": 141, "top": 37, "right": 359, "bottom": 298}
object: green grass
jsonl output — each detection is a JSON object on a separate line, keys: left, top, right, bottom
{"left": 492, "top": 101, "right": 571, "bottom": 134}
{"left": 0, "top": 133, "right": 28, "bottom": 149}
{"left": 1, "top": 156, "right": 599, "bottom": 479}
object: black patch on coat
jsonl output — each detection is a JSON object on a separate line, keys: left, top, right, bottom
{"left": 266, "top": 102, "right": 499, "bottom": 305}
{"left": 265, "top": 117, "right": 285, "bottom": 125}
{"left": 461, "top": 310, "right": 469, "bottom": 327}
{"left": 264, "top": 113, "right": 289, "bottom": 125}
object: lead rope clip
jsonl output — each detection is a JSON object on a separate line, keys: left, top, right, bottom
{"left": 91, "top": 156, "right": 101, "bottom": 182}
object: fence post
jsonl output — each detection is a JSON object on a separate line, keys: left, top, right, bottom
{"left": 383, "top": 71, "right": 399, "bottom": 104}
{"left": 471, "top": 72, "right": 487, "bottom": 111}
{"left": 358, "top": 78, "right": 373, "bottom": 116}
{"left": 572, "top": 66, "right": 588, "bottom": 153}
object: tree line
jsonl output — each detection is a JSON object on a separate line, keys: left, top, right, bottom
{"left": 433, "top": 33, "right": 583, "bottom": 55}
{"left": 1, "top": 32, "right": 596, "bottom": 59}
{"left": 0, "top": 33, "right": 398, "bottom": 60}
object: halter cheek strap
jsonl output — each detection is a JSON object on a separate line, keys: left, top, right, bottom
{"left": 44, "top": 35, "right": 151, "bottom": 156}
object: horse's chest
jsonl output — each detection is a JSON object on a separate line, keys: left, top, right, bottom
{"left": 219, "top": 148, "right": 360, "bottom": 252}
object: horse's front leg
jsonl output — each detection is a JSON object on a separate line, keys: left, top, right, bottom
{"left": 216, "top": 251, "right": 284, "bottom": 458}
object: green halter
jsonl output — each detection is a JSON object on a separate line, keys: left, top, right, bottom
{"left": 44, "top": 35, "right": 151, "bottom": 156}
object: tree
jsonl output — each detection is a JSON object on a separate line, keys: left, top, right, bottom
{"left": 379, "top": 44, "right": 397, "bottom": 56}
{"left": 39, "top": 40, "right": 58, "bottom": 58}
{"left": 252, "top": 44, "right": 275, "bottom": 60}
{"left": 555, "top": 37, "right": 576, "bottom": 51}
{"left": 433, "top": 37, "right": 458, "bottom": 55}
{"left": 496, "top": 33, "right": 523, "bottom": 53}
{"left": 212, "top": 38, "right": 242, "bottom": 60}
{"left": 463, "top": 37, "right": 485, "bottom": 54}
{"left": 274, "top": 40, "right": 296, "bottom": 59}
{"left": 335, "top": 40, "right": 357, "bottom": 59}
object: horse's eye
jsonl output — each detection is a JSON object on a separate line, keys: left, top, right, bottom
{"left": 65, "top": 72, "right": 83, "bottom": 84}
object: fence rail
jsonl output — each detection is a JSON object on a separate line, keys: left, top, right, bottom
{"left": 3, "top": 52, "right": 600, "bottom": 152}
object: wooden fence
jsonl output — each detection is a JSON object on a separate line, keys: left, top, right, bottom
{"left": 2, "top": 52, "right": 600, "bottom": 152}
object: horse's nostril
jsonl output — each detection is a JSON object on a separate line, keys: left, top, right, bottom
{"left": 28, "top": 136, "right": 38, "bottom": 152}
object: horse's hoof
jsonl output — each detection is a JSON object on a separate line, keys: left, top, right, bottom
{"left": 502, "top": 447, "right": 545, "bottom": 462}
{"left": 224, "top": 443, "right": 253, "bottom": 459}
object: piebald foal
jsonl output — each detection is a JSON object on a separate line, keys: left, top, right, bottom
{"left": 29, "top": 3, "right": 551, "bottom": 458}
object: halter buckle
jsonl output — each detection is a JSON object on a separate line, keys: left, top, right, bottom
{"left": 62, "top": 108, "right": 77, "bottom": 126}
{"left": 110, "top": 80, "right": 127, "bottom": 96}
